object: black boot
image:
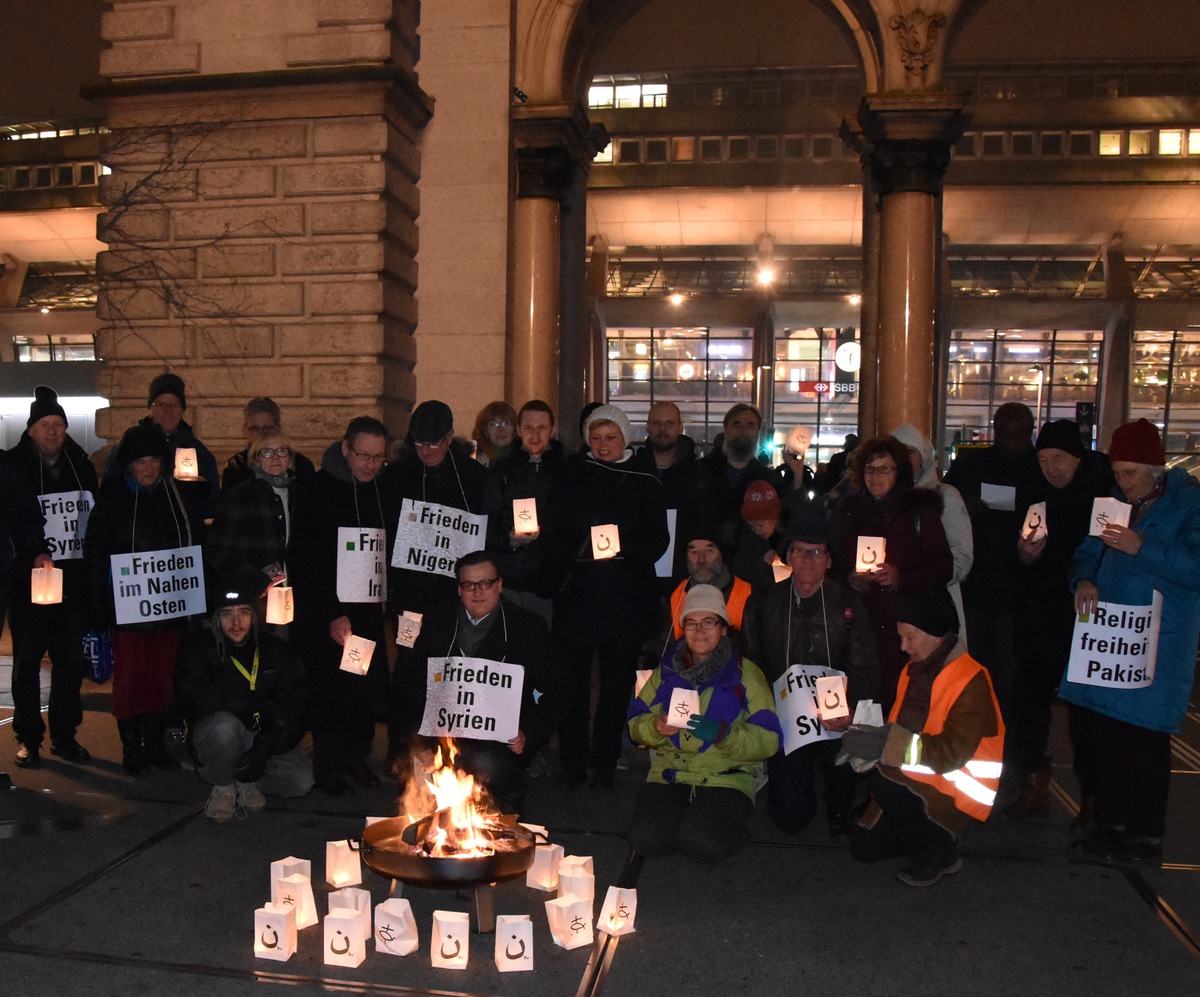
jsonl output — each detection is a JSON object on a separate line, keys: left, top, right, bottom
{"left": 142, "top": 713, "right": 180, "bottom": 769}
{"left": 118, "top": 717, "right": 149, "bottom": 775}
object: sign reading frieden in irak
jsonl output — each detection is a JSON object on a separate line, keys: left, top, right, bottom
{"left": 419, "top": 656, "right": 523, "bottom": 743}
{"left": 110, "top": 545, "right": 206, "bottom": 625}
{"left": 392, "top": 500, "right": 488, "bottom": 578}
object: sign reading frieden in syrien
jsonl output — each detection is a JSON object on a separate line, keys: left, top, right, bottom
{"left": 419, "top": 656, "right": 523, "bottom": 742}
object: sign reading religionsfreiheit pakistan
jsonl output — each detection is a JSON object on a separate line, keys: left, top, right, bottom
{"left": 419, "top": 656, "right": 523, "bottom": 743}
{"left": 392, "top": 500, "right": 488, "bottom": 578}
{"left": 1066, "top": 591, "right": 1162, "bottom": 690}
{"left": 110, "top": 545, "right": 206, "bottom": 625}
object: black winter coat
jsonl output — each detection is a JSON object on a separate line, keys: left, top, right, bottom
{"left": 483, "top": 441, "right": 564, "bottom": 596}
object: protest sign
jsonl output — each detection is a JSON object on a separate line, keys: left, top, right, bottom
{"left": 393, "top": 499, "right": 487, "bottom": 578}
{"left": 773, "top": 664, "right": 849, "bottom": 753}
{"left": 39, "top": 490, "right": 92, "bottom": 560}
{"left": 1066, "top": 591, "right": 1161, "bottom": 690}
{"left": 419, "top": 656, "right": 524, "bottom": 742}
{"left": 110, "top": 545, "right": 205, "bottom": 625}
{"left": 337, "top": 527, "right": 387, "bottom": 602}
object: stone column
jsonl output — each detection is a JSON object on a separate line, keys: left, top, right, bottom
{"left": 88, "top": 1, "right": 430, "bottom": 456}
{"left": 510, "top": 106, "right": 606, "bottom": 417}
{"left": 859, "top": 96, "right": 965, "bottom": 441}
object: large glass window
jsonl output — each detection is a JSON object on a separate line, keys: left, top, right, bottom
{"left": 1133, "top": 330, "right": 1200, "bottom": 452}
{"left": 607, "top": 327, "right": 754, "bottom": 446}
{"left": 772, "top": 327, "right": 859, "bottom": 469}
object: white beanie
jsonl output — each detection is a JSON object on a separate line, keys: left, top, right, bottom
{"left": 680, "top": 584, "right": 729, "bottom": 624}
{"left": 583, "top": 404, "right": 634, "bottom": 450}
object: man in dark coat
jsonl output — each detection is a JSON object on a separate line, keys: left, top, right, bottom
{"left": 289, "top": 416, "right": 398, "bottom": 796}
{"left": 394, "top": 551, "right": 564, "bottom": 815}
{"left": 696, "top": 403, "right": 783, "bottom": 555}
{"left": 744, "top": 519, "right": 879, "bottom": 835}
{"left": 175, "top": 576, "right": 313, "bottom": 822}
{"left": 483, "top": 399, "right": 564, "bottom": 625}
{"left": 7, "top": 386, "right": 98, "bottom": 767}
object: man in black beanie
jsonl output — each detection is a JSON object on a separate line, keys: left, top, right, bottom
{"left": 841, "top": 588, "right": 1004, "bottom": 887}
{"left": 1004, "top": 421, "right": 1113, "bottom": 823}
{"left": 7, "top": 386, "right": 99, "bottom": 767}
{"left": 103, "top": 371, "right": 219, "bottom": 516}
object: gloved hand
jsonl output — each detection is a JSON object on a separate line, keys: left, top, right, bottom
{"left": 841, "top": 723, "right": 893, "bottom": 763}
{"left": 234, "top": 736, "right": 270, "bottom": 783}
{"left": 685, "top": 714, "right": 729, "bottom": 745}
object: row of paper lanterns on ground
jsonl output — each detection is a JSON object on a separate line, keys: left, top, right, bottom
{"left": 256, "top": 831, "right": 637, "bottom": 970}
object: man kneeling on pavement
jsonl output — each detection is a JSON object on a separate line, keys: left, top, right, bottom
{"left": 840, "top": 588, "right": 1004, "bottom": 887}
{"left": 393, "top": 550, "right": 564, "bottom": 816}
{"left": 175, "top": 575, "right": 314, "bottom": 822}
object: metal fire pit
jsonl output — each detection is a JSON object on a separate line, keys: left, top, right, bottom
{"left": 354, "top": 814, "right": 539, "bottom": 933}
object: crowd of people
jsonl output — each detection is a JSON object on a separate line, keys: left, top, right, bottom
{"left": 3, "top": 375, "right": 1198, "bottom": 886}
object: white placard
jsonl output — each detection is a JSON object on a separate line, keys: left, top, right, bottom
{"left": 339, "top": 634, "right": 376, "bottom": 675}
{"left": 512, "top": 498, "right": 539, "bottom": 535}
{"left": 336, "top": 526, "right": 387, "bottom": 602}
{"left": 773, "top": 664, "right": 849, "bottom": 754}
{"left": 1090, "top": 497, "right": 1132, "bottom": 537}
{"left": 855, "top": 536, "right": 885, "bottom": 573}
{"left": 393, "top": 498, "right": 487, "bottom": 578}
{"left": 666, "top": 687, "right": 700, "bottom": 728}
{"left": 654, "top": 508, "right": 678, "bottom": 578}
{"left": 495, "top": 915, "right": 534, "bottom": 972}
{"left": 109, "top": 545, "right": 206, "bottom": 626}
{"left": 815, "top": 674, "right": 849, "bottom": 720}
{"left": 981, "top": 482, "right": 1016, "bottom": 511}
{"left": 1066, "top": 591, "right": 1161, "bottom": 690}
{"left": 418, "top": 656, "right": 524, "bottom": 743}
{"left": 591, "top": 524, "right": 620, "bottom": 560}
{"left": 38, "top": 489, "right": 92, "bottom": 560}
{"left": 1022, "top": 502, "right": 1047, "bottom": 541}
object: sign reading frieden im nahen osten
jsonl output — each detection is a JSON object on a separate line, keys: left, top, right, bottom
{"left": 110, "top": 545, "right": 206, "bottom": 625}
{"left": 419, "top": 656, "right": 523, "bottom": 743}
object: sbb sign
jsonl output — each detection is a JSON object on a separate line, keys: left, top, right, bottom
{"left": 797, "top": 381, "right": 857, "bottom": 395}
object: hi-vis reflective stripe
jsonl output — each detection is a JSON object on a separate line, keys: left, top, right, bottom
{"left": 901, "top": 758, "right": 1003, "bottom": 807}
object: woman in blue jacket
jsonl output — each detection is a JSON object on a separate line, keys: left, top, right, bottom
{"left": 1064, "top": 419, "right": 1200, "bottom": 866}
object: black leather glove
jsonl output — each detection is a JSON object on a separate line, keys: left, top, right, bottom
{"left": 841, "top": 723, "right": 893, "bottom": 764}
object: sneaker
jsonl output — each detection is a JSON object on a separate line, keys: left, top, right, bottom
{"left": 236, "top": 781, "right": 267, "bottom": 812}
{"left": 896, "top": 856, "right": 963, "bottom": 887}
{"left": 205, "top": 784, "right": 237, "bottom": 823}
{"left": 1100, "top": 835, "right": 1164, "bottom": 868}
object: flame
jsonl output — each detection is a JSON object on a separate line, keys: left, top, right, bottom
{"left": 400, "top": 739, "right": 505, "bottom": 858}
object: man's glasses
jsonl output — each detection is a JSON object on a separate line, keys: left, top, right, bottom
{"left": 682, "top": 617, "right": 722, "bottom": 632}
{"left": 459, "top": 577, "right": 499, "bottom": 592}
{"left": 789, "top": 547, "right": 828, "bottom": 560}
{"left": 349, "top": 447, "right": 386, "bottom": 465}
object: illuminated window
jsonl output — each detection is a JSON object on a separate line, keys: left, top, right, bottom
{"left": 1129, "top": 130, "right": 1151, "bottom": 155}
{"left": 1099, "top": 131, "right": 1122, "bottom": 156}
{"left": 615, "top": 85, "right": 642, "bottom": 108}
{"left": 1190, "top": 131, "right": 1200, "bottom": 155}
{"left": 642, "top": 83, "right": 668, "bottom": 108}
{"left": 593, "top": 143, "right": 613, "bottom": 164}
{"left": 588, "top": 85, "right": 614, "bottom": 109}
{"left": 673, "top": 137, "right": 695, "bottom": 161}
{"left": 1159, "top": 129, "right": 1184, "bottom": 155}
{"left": 13, "top": 335, "right": 97, "bottom": 362}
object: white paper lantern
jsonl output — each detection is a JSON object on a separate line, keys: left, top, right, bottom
{"left": 375, "top": 898, "right": 419, "bottom": 956}
{"left": 174, "top": 447, "right": 199, "bottom": 480}
{"left": 325, "top": 840, "right": 363, "bottom": 887}
{"left": 324, "top": 908, "right": 367, "bottom": 968}
{"left": 495, "top": 914, "right": 534, "bottom": 972}
{"left": 339, "top": 634, "right": 376, "bottom": 675}
{"left": 265, "top": 585, "right": 294, "bottom": 625}
{"left": 597, "top": 886, "right": 638, "bottom": 937}
{"left": 431, "top": 910, "right": 470, "bottom": 969}
{"left": 30, "top": 565, "right": 63, "bottom": 604}
{"left": 254, "top": 903, "right": 297, "bottom": 961}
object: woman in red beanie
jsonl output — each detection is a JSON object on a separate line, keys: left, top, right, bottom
{"left": 1063, "top": 418, "right": 1200, "bottom": 865}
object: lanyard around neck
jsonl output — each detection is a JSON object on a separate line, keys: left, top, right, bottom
{"left": 230, "top": 649, "right": 260, "bottom": 690}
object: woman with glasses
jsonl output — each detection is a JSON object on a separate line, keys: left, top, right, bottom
{"left": 207, "top": 431, "right": 301, "bottom": 631}
{"left": 627, "top": 584, "right": 781, "bottom": 864}
{"left": 830, "top": 434, "right": 954, "bottom": 711}
{"left": 471, "top": 401, "right": 518, "bottom": 467}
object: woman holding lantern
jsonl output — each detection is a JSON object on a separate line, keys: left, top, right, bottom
{"left": 627, "top": 584, "right": 781, "bottom": 865}
{"left": 206, "top": 430, "right": 299, "bottom": 632}
{"left": 830, "top": 435, "right": 954, "bottom": 711}
{"left": 84, "top": 424, "right": 207, "bottom": 774}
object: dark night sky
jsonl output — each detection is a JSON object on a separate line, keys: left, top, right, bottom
{"left": 0, "top": 0, "right": 103, "bottom": 125}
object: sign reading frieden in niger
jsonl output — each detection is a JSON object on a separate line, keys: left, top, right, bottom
{"left": 419, "top": 656, "right": 523, "bottom": 743}
{"left": 392, "top": 499, "right": 488, "bottom": 578}
{"left": 110, "top": 545, "right": 206, "bottom": 625}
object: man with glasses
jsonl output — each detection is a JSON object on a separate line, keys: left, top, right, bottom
{"left": 290, "top": 416, "right": 399, "bottom": 795}
{"left": 393, "top": 551, "right": 562, "bottom": 814}
{"left": 382, "top": 400, "right": 487, "bottom": 620}
{"left": 175, "top": 576, "right": 313, "bottom": 822}
{"left": 104, "top": 372, "right": 220, "bottom": 517}
{"left": 744, "top": 520, "right": 878, "bottom": 836}
{"left": 221, "top": 397, "right": 315, "bottom": 489}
